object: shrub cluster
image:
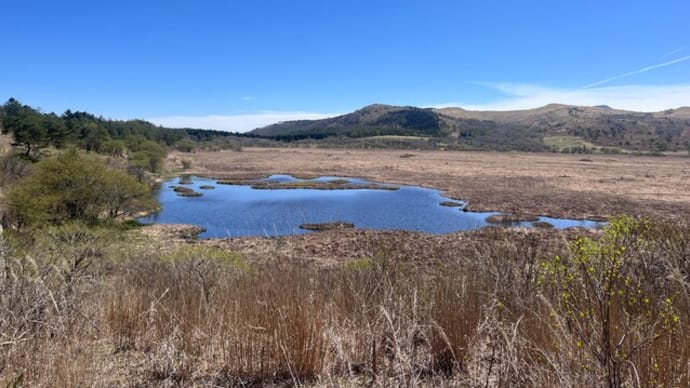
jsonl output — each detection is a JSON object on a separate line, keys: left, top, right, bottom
{"left": 5, "top": 149, "right": 155, "bottom": 227}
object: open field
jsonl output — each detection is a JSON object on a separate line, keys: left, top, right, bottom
{"left": 170, "top": 147, "right": 690, "bottom": 223}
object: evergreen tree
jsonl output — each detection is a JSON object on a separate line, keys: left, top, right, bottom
{"left": 2, "top": 98, "right": 47, "bottom": 156}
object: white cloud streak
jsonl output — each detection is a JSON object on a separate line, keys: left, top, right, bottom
{"left": 582, "top": 55, "right": 690, "bottom": 89}
{"left": 450, "top": 83, "right": 690, "bottom": 112}
{"left": 661, "top": 47, "right": 685, "bottom": 59}
{"left": 147, "top": 111, "right": 339, "bottom": 132}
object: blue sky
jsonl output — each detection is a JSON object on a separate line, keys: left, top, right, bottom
{"left": 3, "top": 0, "right": 690, "bottom": 131}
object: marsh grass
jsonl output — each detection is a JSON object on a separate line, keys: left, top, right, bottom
{"left": 290, "top": 173, "right": 319, "bottom": 179}
{"left": 532, "top": 221, "right": 554, "bottom": 228}
{"left": 1, "top": 217, "right": 690, "bottom": 386}
{"left": 215, "top": 179, "right": 248, "bottom": 185}
{"left": 299, "top": 221, "right": 355, "bottom": 231}
{"left": 250, "top": 181, "right": 399, "bottom": 191}
{"left": 485, "top": 213, "right": 540, "bottom": 224}
{"left": 176, "top": 191, "right": 203, "bottom": 197}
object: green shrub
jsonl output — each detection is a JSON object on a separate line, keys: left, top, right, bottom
{"left": 6, "top": 149, "right": 156, "bottom": 227}
{"left": 130, "top": 140, "right": 165, "bottom": 172}
{"left": 539, "top": 216, "right": 679, "bottom": 386}
{"left": 176, "top": 139, "right": 196, "bottom": 153}
{"left": 163, "top": 245, "right": 250, "bottom": 272}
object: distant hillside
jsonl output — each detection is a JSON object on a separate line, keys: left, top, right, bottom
{"left": 251, "top": 103, "right": 690, "bottom": 152}
{"left": 252, "top": 105, "right": 444, "bottom": 140}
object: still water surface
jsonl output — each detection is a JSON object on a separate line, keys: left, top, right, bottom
{"left": 138, "top": 175, "right": 601, "bottom": 238}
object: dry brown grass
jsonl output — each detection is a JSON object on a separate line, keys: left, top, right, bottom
{"left": 3, "top": 145, "right": 690, "bottom": 386}
{"left": 2, "top": 218, "right": 690, "bottom": 387}
{"left": 169, "top": 148, "right": 690, "bottom": 223}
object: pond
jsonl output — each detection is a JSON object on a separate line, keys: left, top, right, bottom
{"left": 138, "top": 175, "right": 602, "bottom": 238}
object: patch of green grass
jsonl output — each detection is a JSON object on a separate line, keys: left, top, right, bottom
{"left": 343, "top": 257, "right": 373, "bottom": 271}
{"left": 163, "top": 245, "right": 251, "bottom": 272}
{"left": 368, "top": 135, "right": 430, "bottom": 141}
{"left": 543, "top": 136, "right": 628, "bottom": 154}
{"left": 543, "top": 136, "right": 596, "bottom": 150}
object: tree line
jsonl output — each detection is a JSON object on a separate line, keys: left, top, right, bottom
{"left": 0, "top": 98, "right": 254, "bottom": 162}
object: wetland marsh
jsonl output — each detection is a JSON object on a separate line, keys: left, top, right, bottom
{"left": 140, "top": 174, "right": 601, "bottom": 238}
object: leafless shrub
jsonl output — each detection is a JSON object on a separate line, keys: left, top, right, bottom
{"left": 0, "top": 153, "right": 32, "bottom": 187}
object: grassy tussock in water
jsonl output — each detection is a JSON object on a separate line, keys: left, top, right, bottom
{"left": 1, "top": 217, "right": 690, "bottom": 386}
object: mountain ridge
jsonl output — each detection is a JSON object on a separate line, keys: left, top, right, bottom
{"left": 250, "top": 103, "right": 690, "bottom": 152}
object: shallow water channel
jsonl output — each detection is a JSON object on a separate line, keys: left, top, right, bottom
{"left": 138, "top": 175, "right": 602, "bottom": 238}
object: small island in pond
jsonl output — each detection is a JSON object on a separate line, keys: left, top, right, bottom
{"left": 485, "top": 213, "right": 540, "bottom": 224}
{"left": 217, "top": 177, "right": 399, "bottom": 191}
{"left": 299, "top": 221, "right": 355, "bottom": 231}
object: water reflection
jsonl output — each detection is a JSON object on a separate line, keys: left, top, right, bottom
{"left": 138, "top": 175, "right": 602, "bottom": 238}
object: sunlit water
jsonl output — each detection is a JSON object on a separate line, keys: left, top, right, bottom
{"left": 138, "top": 175, "right": 602, "bottom": 238}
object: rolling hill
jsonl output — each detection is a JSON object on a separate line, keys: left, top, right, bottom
{"left": 252, "top": 104, "right": 444, "bottom": 140}
{"left": 251, "top": 104, "right": 690, "bottom": 152}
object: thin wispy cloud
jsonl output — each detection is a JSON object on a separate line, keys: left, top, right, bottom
{"left": 447, "top": 83, "right": 690, "bottom": 112}
{"left": 241, "top": 96, "right": 256, "bottom": 101}
{"left": 450, "top": 52, "right": 690, "bottom": 112}
{"left": 582, "top": 55, "right": 690, "bottom": 89}
{"left": 147, "top": 111, "right": 339, "bottom": 132}
{"left": 661, "top": 47, "right": 685, "bottom": 59}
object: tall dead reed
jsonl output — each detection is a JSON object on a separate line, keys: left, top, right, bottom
{"left": 1, "top": 217, "right": 690, "bottom": 386}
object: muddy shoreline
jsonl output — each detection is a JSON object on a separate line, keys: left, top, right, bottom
{"left": 138, "top": 222, "right": 603, "bottom": 268}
